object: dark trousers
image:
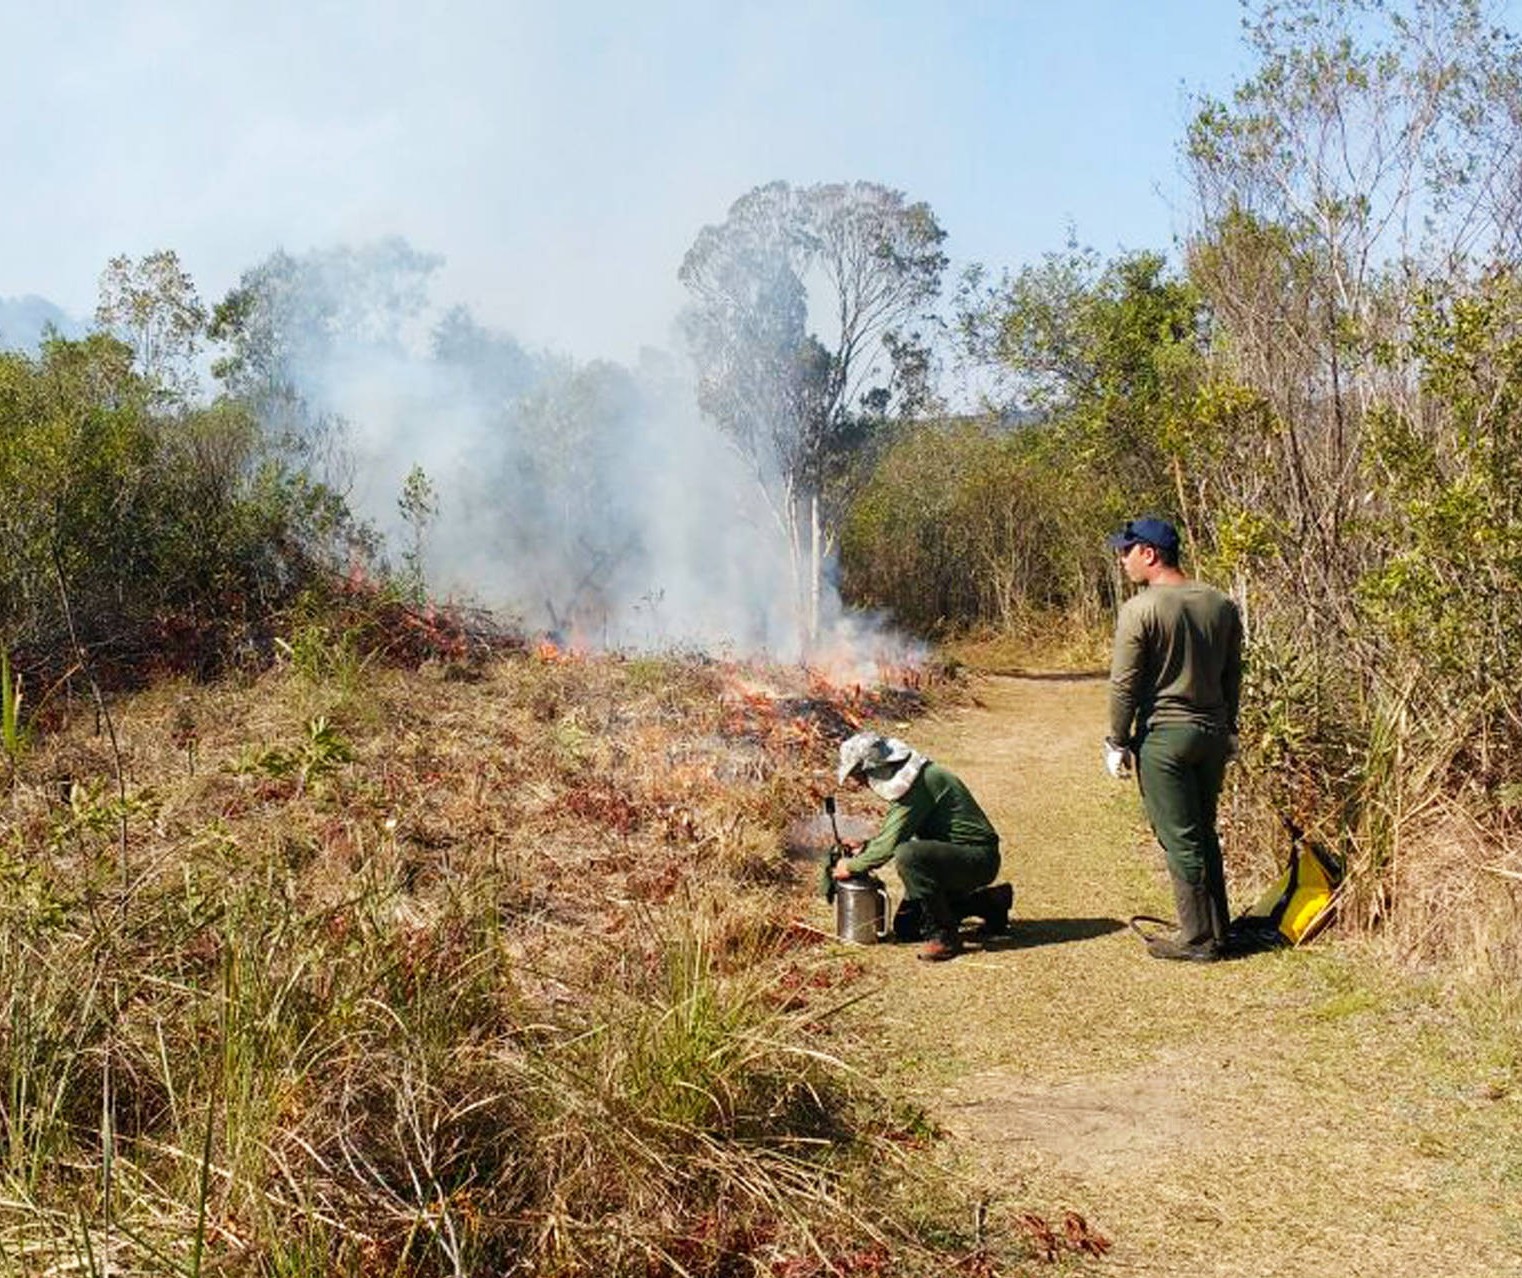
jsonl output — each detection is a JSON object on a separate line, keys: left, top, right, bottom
{"left": 1138, "top": 724, "right": 1231, "bottom": 934}
{"left": 894, "top": 840, "right": 999, "bottom": 926}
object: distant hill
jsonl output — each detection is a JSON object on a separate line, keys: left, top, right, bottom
{"left": 0, "top": 295, "right": 86, "bottom": 352}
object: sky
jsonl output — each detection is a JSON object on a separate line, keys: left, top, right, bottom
{"left": 1, "top": 0, "right": 1255, "bottom": 365}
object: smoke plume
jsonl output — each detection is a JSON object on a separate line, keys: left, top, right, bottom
{"left": 230, "top": 238, "right": 917, "bottom": 670}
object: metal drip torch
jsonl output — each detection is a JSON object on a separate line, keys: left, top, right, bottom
{"left": 824, "top": 794, "right": 888, "bottom": 944}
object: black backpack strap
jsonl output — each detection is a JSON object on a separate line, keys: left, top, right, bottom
{"left": 1263, "top": 839, "right": 1302, "bottom": 929}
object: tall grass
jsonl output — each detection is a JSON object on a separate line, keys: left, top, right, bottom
{"left": 0, "top": 650, "right": 977, "bottom": 1275}
{"left": 0, "top": 864, "right": 893, "bottom": 1273}
{"left": 1, "top": 650, "right": 23, "bottom": 761}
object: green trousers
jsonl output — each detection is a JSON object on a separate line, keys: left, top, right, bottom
{"left": 1137, "top": 724, "right": 1230, "bottom": 888}
{"left": 894, "top": 840, "right": 999, "bottom": 926}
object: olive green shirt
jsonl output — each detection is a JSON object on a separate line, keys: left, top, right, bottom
{"left": 1109, "top": 581, "right": 1243, "bottom": 745}
{"left": 847, "top": 761, "right": 1000, "bottom": 874}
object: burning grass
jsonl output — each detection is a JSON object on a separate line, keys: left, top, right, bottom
{"left": 0, "top": 643, "right": 1009, "bottom": 1275}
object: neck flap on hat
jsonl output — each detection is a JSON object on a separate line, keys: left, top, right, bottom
{"left": 867, "top": 748, "right": 928, "bottom": 802}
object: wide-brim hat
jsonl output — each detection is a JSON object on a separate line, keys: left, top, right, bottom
{"left": 836, "top": 731, "right": 912, "bottom": 784}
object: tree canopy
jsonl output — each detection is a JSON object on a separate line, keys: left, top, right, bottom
{"left": 679, "top": 179, "right": 947, "bottom": 499}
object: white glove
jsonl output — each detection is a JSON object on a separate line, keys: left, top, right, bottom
{"left": 1103, "top": 738, "right": 1133, "bottom": 779}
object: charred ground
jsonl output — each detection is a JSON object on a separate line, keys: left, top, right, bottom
{"left": 0, "top": 640, "right": 1019, "bottom": 1275}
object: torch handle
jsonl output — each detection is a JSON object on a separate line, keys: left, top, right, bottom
{"left": 824, "top": 794, "right": 844, "bottom": 848}
{"left": 823, "top": 795, "right": 846, "bottom": 904}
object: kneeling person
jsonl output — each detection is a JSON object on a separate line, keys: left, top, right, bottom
{"left": 832, "top": 732, "right": 1007, "bottom": 962}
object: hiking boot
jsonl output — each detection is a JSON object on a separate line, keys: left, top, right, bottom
{"left": 1145, "top": 877, "right": 1225, "bottom": 962}
{"left": 917, "top": 930, "right": 963, "bottom": 962}
{"left": 970, "top": 883, "right": 1013, "bottom": 936}
{"left": 950, "top": 883, "right": 1014, "bottom": 937}
{"left": 1145, "top": 934, "right": 1222, "bottom": 963}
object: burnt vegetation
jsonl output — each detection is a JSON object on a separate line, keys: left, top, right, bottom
{"left": 0, "top": 639, "right": 1017, "bottom": 1274}
{"left": 5, "top": 2, "right": 1522, "bottom": 1268}
{"left": 0, "top": 286, "right": 1016, "bottom": 1271}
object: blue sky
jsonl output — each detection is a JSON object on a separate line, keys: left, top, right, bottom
{"left": 2, "top": 1, "right": 1254, "bottom": 363}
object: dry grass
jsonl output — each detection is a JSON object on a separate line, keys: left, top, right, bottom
{"left": 1384, "top": 803, "right": 1522, "bottom": 981}
{"left": 8, "top": 638, "right": 1516, "bottom": 1277}
{"left": 0, "top": 647, "right": 1025, "bottom": 1276}
{"left": 838, "top": 673, "right": 1522, "bottom": 1278}
{"left": 940, "top": 619, "right": 1110, "bottom": 678}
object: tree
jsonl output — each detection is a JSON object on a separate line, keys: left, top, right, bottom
{"left": 397, "top": 464, "right": 438, "bottom": 604}
{"left": 678, "top": 180, "right": 947, "bottom": 643}
{"left": 1177, "top": 0, "right": 1522, "bottom": 948}
{"left": 207, "top": 238, "right": 447, "bottom": 499}
{"left": 841, "top": 421, "right": 1074, "bottom": 634}
{"left": 95, "top": 250, "right": 206, "bottom": 400}
{"left": 209, "top": 238, "right": 444, "bottom": 407}
{"left": 1185, "top": 0, "right": 1522, "bottom": 575}
{"left": 430, "top": 304, "right": 542, "bottom": 406}
{"left": 509, "top": 359, "right": 645, "bottom": 637}
{"left": 955, "top": 244, "right": 1206, "bottom": 531}
{"left": 0, "top": 331, "right": 354, "bottom": 670}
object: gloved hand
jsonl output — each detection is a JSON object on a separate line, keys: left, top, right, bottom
{"left": 1225, "top": 733, "right": 1240, "bottom": 763}
{"left": 821, "top": 850, "right": 858, "bottom": 900}
{"left": 1103, "top": 738, "right": 1133, "bottom": 779}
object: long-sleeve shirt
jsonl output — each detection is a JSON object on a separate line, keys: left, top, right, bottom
{"left": 1109, "top": 581, "right": 1243, "bottom": 745}
{"left": 847, "top": 762, "right": 1000, "bottom": 874}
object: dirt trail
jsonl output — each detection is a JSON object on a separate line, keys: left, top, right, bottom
{"left": 835, "top": 674, "right": 1522, "bottom": 1278}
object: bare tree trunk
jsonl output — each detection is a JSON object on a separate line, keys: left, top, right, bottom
{"left": 809, "top": 493, "right": 822, "bottom": 646}
{"left": 782, "top": 489, "right": 808, "bottom": 655}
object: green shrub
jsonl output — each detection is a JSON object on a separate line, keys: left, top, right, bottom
{"left": 840, "top": 418, "right": 1125, "bottom": 637}
{"left": 0, "top": 335, "right": 365, "bottom": 697}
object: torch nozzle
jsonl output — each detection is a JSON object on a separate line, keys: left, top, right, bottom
{"left": 823, "top": 794, "right": 843, "bottom": 847}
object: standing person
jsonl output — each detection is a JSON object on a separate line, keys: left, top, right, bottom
{"left": 832, "top": 732, "right": 1009, "bottom": 962}
{"left": 1105, "top": 517, "right": 1243, "bottom": 962}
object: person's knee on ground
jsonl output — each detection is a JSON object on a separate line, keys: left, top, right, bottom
{"left": 898, "top": 882, "right": 1012, "bottom": 943}
{"left": 893, "top": 839, "right": 999, "bottom": 961}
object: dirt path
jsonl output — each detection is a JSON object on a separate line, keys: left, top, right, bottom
{"left": 834, "top": 675, "right": 1522, "bottom": 1277}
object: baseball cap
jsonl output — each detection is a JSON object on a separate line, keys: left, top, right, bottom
{"left": 1106, "top": 517, "right": 1181, "bottom": 556}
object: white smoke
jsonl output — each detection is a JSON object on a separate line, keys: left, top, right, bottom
{"left": 238, "top": 239, "right": 919, "bottom": 670}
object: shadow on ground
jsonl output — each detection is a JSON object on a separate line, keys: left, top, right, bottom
{"left": 975, "top": 917, "right": 1126, "bottom": 951}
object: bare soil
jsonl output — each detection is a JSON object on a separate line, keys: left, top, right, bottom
{"left": 823, "top": 674, "right": 1522, "bottom": 1277}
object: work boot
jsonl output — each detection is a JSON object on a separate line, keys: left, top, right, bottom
{"left": 1204, "top": 860, "right": 1233, "bottom": 953}
{"left": 918, "top": 928, "right": 963, "bottom": 962}
{"left": 916, "top": 896, "right": 962, "bottom": 961}
{"left": 1147, "top": 878, "right": 1223, "bottom": 963}
{"left": 952, "top": 883, "right": 1013, "bottom": 937}
{"left": 892, "top": 898, "right": 926, "bottom": 943}
{"left": 1146, "top": 934, "right": 1222, "bottom": 962}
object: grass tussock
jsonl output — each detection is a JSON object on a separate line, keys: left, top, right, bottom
{"left": 0, "top": 646, "right": 1002, "bottom": 1276}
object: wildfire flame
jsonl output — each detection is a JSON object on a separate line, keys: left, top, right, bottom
{"left": 711, "top": 645, "right": 931, "bottom": 757}
{"left": 533, "top": 633, "right": 589, "bottom": 664}
{"left": 797, "top": 629, "right": 928, "bottom": 693}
